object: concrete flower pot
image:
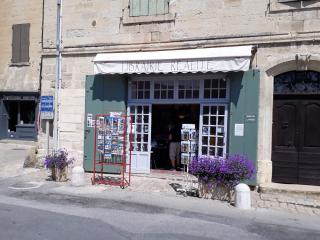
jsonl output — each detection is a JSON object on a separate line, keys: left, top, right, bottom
{"left": 198, "top": 180, "right": 233, "bottom": 202}
{"left": 51, "top": 167, "right": 68, "bottom": 182}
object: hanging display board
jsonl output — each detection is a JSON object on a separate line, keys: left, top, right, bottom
{"left": 175, "top": 124, "right": 199, "bottom": 197}
{"left": 92, "top": 113, "right": 132, "bottom": 188}
{"left": 180, "top": 124, "right": 198, "bottom": 165}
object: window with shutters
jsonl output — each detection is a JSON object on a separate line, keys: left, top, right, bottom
{"left": 271, "top": 0, "right": 320, "bottom": 12}
{"left": 130, "top": 0, "right": 170, "bottom": 17}
{"left": 12, "top": 23, "right": 30, "bottom": 64}
{"left": 278, "top": 0, "right": 312, "bottom": 2}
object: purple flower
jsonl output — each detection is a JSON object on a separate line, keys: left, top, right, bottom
{"left": 189, "top": 154, "right": 255, "bottom": 188}
{"left": 44, "top": 148, "right": 75, "bottom": 170}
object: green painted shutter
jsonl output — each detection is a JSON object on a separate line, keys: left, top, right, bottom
{"left": 130, "top": 0, "right": 142, "bottom": 16}
{"left": 156, "top": 0, "right": 169, "bottom": 15}
{"left": 149, "top": 0, "right": 158, "bottom": 15}
{"left": 228, "top": 70, "right": 260, "bottom": 185}
{"left": 130, "top": 0, "right": 169, "bottom": 16}
{"left": 83, "top": 75, "right": 127, "bottom": 173}
{"left": 278, "top": 0, "right": 300, "bottom": 2}
{"left": 140, "top": 0, "right": 150, "bottom": 16}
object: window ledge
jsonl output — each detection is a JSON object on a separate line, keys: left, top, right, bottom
{"left": 9, "top": 62, "right": 30, "bottom": 67}
{"left": 122, "top": 13, "right": 175, "bottom": 25}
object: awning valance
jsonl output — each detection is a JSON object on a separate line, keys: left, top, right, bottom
{"left": 93, "top": 46, "right": 253, "bottom": 75}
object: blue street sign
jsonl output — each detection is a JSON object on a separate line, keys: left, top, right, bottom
{"left": 41, "top": 96, "right": 54, "bottom": 119}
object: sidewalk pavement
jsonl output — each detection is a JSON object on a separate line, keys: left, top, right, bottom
{"left": 2, "top": 168, "right": 320, "bottom": 233}
{"left": 0, "top": 141, "right": 38, "bottom": 179}
{"left": 1, "top": 140, "right": 319, "bottom": 231}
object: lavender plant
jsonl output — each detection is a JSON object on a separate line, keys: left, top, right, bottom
{"left": 189, "top": 154, "right": 255, "bottom": 188}
{"left": 44, "top": 148, "right": 75, "bottom": 170}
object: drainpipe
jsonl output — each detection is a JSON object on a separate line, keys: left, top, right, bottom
{"left": 53, "top": 0, "right": 62, "bottom": 150}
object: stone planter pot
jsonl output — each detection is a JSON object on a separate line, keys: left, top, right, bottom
{"left": 198, "top": 179, "right": 233, "bottom": 202}
{"left": 51, "top": 167, "right": 68, "bottom": 182}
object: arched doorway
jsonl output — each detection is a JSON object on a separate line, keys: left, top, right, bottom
{"left": 272, "top": 71, "right": 320, "bottom": 185}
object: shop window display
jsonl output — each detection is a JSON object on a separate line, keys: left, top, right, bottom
{"left": 154, "top": 79, "right": 174, "bottom": 99}
{"left": 204, "top": 79, "right": 227, "bottom": 99}
{"left": 178, "top": 79, "right": 200, "bottom": 99}
{"left": 201, "top": 105, "right": 226, "bottom": 157}
{"left": 131, "top": 80, "right": 151, "bottom": 99}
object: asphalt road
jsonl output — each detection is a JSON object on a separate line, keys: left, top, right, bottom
{"left": 0, "top": 142, "right": 320, "bottom": 240}
{"left": 0, "top": 195, "right": 320, "bottom": 240}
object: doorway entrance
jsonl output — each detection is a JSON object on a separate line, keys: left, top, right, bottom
{"left": 272, "top": 71, "right": 320, "bottom": 186}
{"left": 127, "top": 74, "right": 230, "bottom": 174}
{"left": 151, "top": 104, "right": 200, "bottom": 170}
{"left": 0, "top": 98, "right": 37, "bottom": 140}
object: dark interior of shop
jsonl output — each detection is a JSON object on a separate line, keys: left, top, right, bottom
{"left": 6, "top": 101, "right": 36, "bottom": 132}
{"left": 151, "top": 104, "right": 200, "bottom": 170}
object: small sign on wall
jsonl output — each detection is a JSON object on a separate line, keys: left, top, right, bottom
{"left": 245, "top": 114, "right": 256, "bottom": 123}
{"left": 234, "top": 123, "right": 244, "bottom": 137}
{"left": 87, "top": 113, "right": 93, "bottom": 127}
{"left": 40, "top": 96, "right": 54, "bottom": 120}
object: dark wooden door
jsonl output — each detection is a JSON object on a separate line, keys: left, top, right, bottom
{"left": 298, "top": 101, "right": 320, "bottom": 185}
{"left": 272, "top": 99, "right": 320, "bottom": 185}
{"left": 0, "top": 100, "right": 9, "bottom": 139}
{"left": 272, "top": 100, "right": 299, "bottom": 184}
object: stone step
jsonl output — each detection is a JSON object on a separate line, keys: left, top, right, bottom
{"left": 252, "top": 183, "right": 320, "bottom": 215}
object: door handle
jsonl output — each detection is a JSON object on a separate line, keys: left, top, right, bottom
{"left": 84, "top": 129, "right": 90, "bottom": 138}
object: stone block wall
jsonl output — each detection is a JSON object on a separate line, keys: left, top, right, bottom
{"left": 252, "top": 184, "right": 320, "bottom": 216}
{"left": 39, "top": 55, "right": 95, "bottom": 163}
{"left": 42, "top": 0, "right": 320, "bottom": 49}
{"left": 0, "top": 0, "right": 42, "bottom": 92}
{"left": 39, "top": 0, "right": 320, "bottom": 183}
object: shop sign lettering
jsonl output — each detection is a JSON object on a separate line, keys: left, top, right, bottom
{"left": 121, "top": 59, "right": 221, "bottom": 74}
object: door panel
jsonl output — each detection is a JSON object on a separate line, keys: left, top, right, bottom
{"left": 301, "top": 102, "right": 320, "bottom": 149}
{"left": 272, "top": 100, "right": 299, "bottom": 184}
{"left": 128, "top": 104, "right": 151, "bottom": 174}
{"left": 298, "top": 101, "right": 320, "bottom": 185}
{"left": 272, "top": 99, "right": 320, "bottom": 185}
{"left": 0, "top": 101, "right": 8, "bottom": 139}
{"left": 83, "top": 75, "right": 127, "bottom": 173}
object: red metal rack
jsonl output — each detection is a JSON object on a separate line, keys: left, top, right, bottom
{"left": 91, "top": 113, "right": 132, "bottom": 188}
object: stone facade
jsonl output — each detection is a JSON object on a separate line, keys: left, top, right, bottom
{"left": 0, "top": 0, "right": 42, "bottom": 92}
{"left": 38, "top": 0, "right": 320, "bottom": 184}
{"left": 252, "top": 183, "right": 320, "bottom": 216}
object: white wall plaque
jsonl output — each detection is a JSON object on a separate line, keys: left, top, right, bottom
{"left": 234, "top": 124, "right": 244, "bottom": 137}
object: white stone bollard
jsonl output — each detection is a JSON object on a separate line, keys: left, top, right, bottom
{"left": 71, "top": 166, "right": 85, "bottom": 187}
{"left": 235, "top": 183, "right": 251, "bottom": 210}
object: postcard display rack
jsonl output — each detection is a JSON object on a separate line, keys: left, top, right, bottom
{"left": 91, "top": 113, "right": 132, "bottom": 188}
{"left": 179, "top": 124, "right": 198, "bottom": 196}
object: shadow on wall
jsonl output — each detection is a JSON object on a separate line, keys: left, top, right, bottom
{"left": 229, "top": 71, "right": 244, "bottom": 108}
{"left": 91, "top": 74, "right": 128, "bottom": 103}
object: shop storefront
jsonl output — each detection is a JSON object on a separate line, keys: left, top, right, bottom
{"left": 0, "top": 92, "right": 38, "bottom": 141}
{"left": 84, "top": 46, "right": 259, "bottom": 183}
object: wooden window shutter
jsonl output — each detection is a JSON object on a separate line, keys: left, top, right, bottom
{"left": 154, "top": 0, "right": 169, "bottom": 15}
{"left": 20, "top": 23, "right": 30, "bottom": 63}
{"left": 140, "top": 0, "right": 150, "bottom": 16}
{"left": 278, "top": 0, "right": 300, "bottom": 2}
{"left": 11, "top": 23, "right": 30, "bottom": 63}
{"left": 12, "top": 24, "right": 21, "bottom": 63}
{"left": 130, "top": 0, "right": 141, "bottom": 16}
{"left": 130, "top": 0, "right": 169, "bottom": 16}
